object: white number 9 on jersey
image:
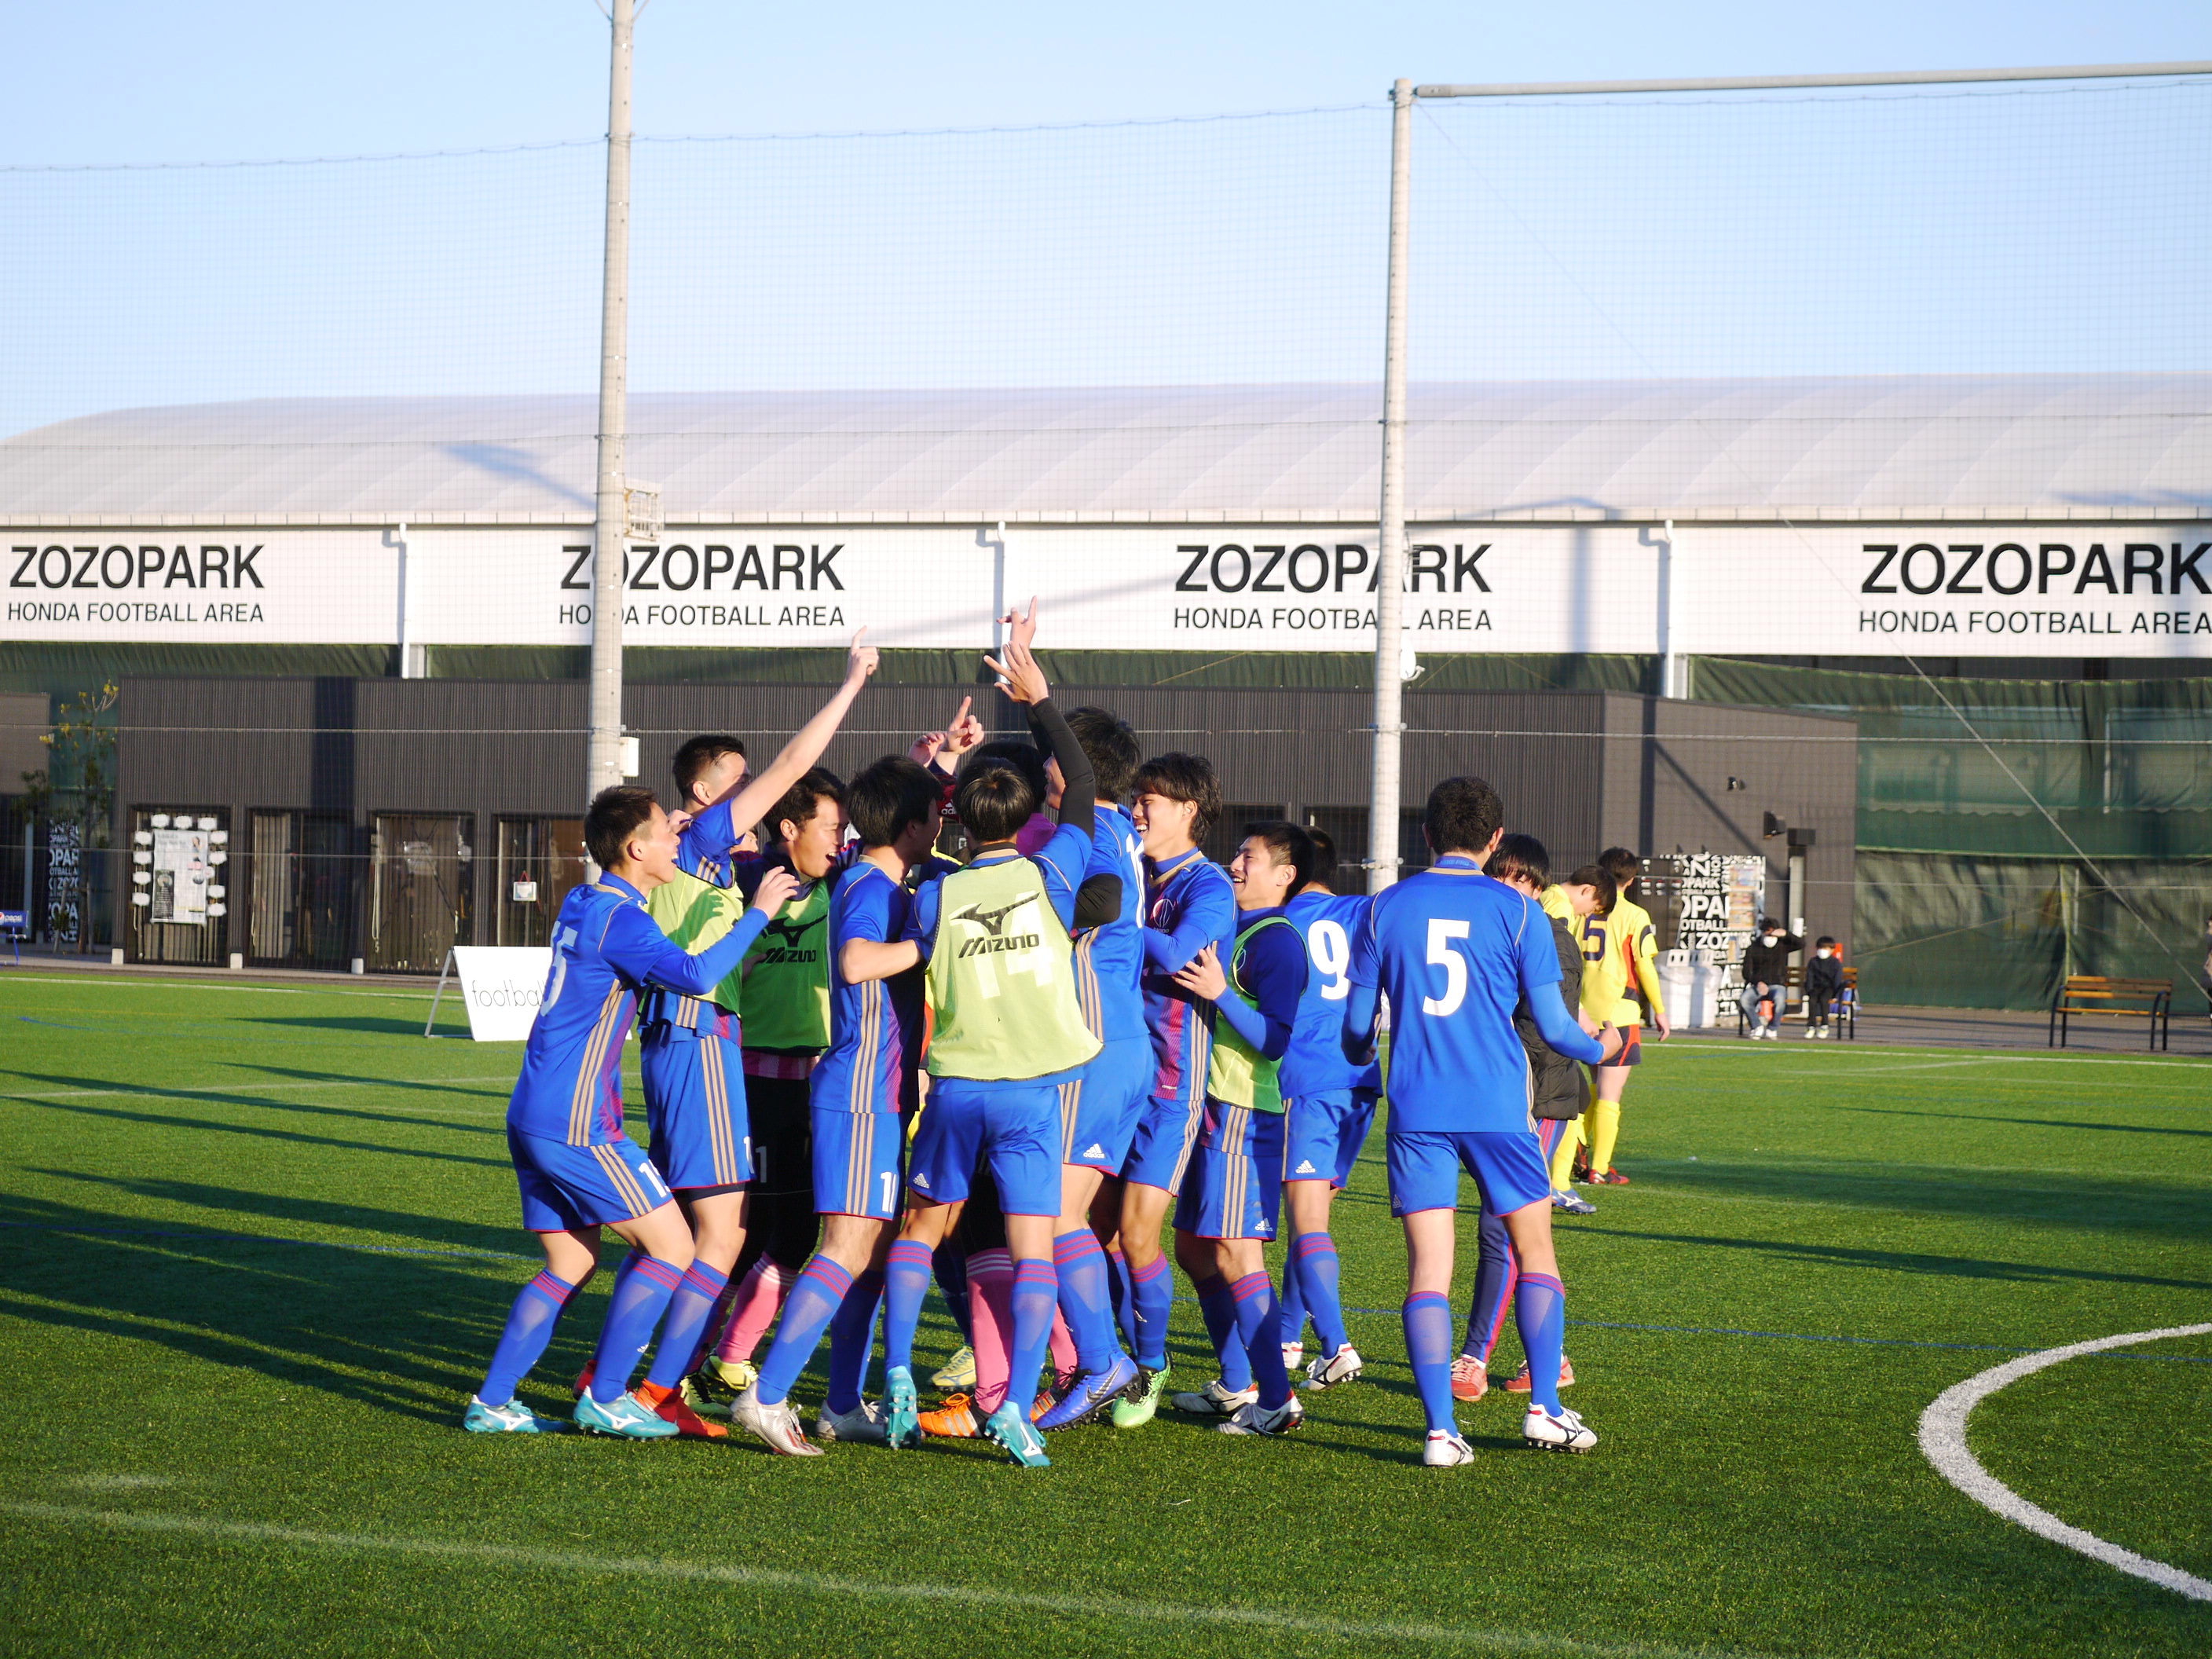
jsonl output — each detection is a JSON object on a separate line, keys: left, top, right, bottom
{"left": 1423, "top": 917, "right": 1470, "bottom": 1016}
{"left": 1307, "top": 919, "right": 1352, "bottom": 1002}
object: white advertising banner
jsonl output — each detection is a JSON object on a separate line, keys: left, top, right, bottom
{"left": 148, "top": 828, "right": 211, "bottom": 925}
{"left": 445, "top": 946, "right": 554, "bottom": 1042}
{"left": 10, "top": 522, "right": 2209, "bottom": 657}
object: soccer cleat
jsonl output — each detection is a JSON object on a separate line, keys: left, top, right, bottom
{"left": 463, "top": 1395, "right": 561, "bottom": 1434}
{"left": 918, "top": 1393, "right": 982, "bottom": 1438}
{"left": 1172, "top": 1377, "right": 1258, "bottom": 1417}
{"left": 1281, "top": 1342, "right": 1305, "bottom": 1372}
{"left": 1304, "top": 1344, "right": 1365, "bottom": 1390}
{"left": 679, "top": 1371, "right": 729, "bottom": 1419}
{"left": 573, "top": 1388, "right": 680, "bottom": 1439}
{"left": 1504, "top": 1356, "right": 1577, "bottom": 1393}
{"left": 931, "top": 1345, "right": 976, "bottom": 1391}
{"left": 981, "top": 1400, "right": 1052, "bottom": 1467}
{"left": 1449, "top": 1355, "right": 1488, "bottom": 1401}
{"left": 635, "top": 1379, "right": 727, "bottom": 1438}
{"left": 687, "top": 1354, "right": 756, "bottom": 1416}
{"left": 884, "top": 1364, "right": 923, "bottom": 1449}
{"left": 1035, "top": 1353, "right": 1139, "bottom": 1431}
{"left": 1423, "top": 1430, "right": 1478, "bottom": 1467}
{"left": 1110, "top": 1364, "right": 1170, "bottom": 1430}
{"left": 729, "top": 1385, "right": 824, "bottom": 1456}
{"left": 815, "top": 1398, "right": 891, "bottom": 1445}
{"left": 1570, "top": 1152, "right": 1592, "bottom": 1183}
{"left": 1552, "top": 1188, "right": 1598, "bottom": 1216}
{"left": 1588, "top": 1168, "right": 1631, "bottom": 1186}
{"left": 571, "top": 1364, "right": 593, "bottom": 1399}
{"left": 1523, "top": 1403, "right": 1599, "bottom": 1452}
{"left": 1219, "top": 1395, "right": 1305, "bottom": 1436}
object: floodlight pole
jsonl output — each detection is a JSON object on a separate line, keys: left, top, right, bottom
{"left": 1367, "top": 78, "right": 1413, "bottom": 894}
{"left": 587, "top": 0, "right": 636, "bottom": 801}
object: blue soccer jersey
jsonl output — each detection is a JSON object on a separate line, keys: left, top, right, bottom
{"left": 677, "top": 797, "right": 745, "bottom": 888}
{"left": 1280, "top": 888, "right": 1383, "bottom": 1100}
{"left": 507, "top": 876, "right": 772, "bottom": 1147}
{"left": 1348, "top": 855, "right": 1581, "bottom": 1134}
{"left": 810, "top": 859, "right": 926, "bottom": 1116}
{"left": 1140, "top": 848, "right": 1236, "bottom": 1101}
{"left": 1074, "top": 804, "right": 1148, "bottom": 1045}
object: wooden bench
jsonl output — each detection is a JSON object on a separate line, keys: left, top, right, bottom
{"left": 1732, "top": 963, "right": 1859, "bottom": 1038}
{"left": 2049, "top": 976, "right": 2172, "bottom": 1051}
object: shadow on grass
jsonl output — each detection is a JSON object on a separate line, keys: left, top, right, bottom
{"left": 17, "top": 1170, "right": 525, "bottom": 1258}
{"left": 251, "top": 1015, "right": 467, "bottom": 1038}
{"left": 1573, "top": 1221, "right": 2211, "bottom": 1291}
{"left": 1837, "top": 1104, "right": 2212, "bottom": 1141}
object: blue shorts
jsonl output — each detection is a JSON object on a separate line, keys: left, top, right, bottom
{"left": 640, "top": 1028, "right": 752, "bottom": 1192}
{"left": 1122, "top": 1088, "right": 1205, "bottom": 1196}
{"left": 813, "top": 1108, "right": 905, "bottom": 1219}
{"left": 907, "top": 1078, "right": 1061, "bottom": 1216}
{"left": 1060, "top": 1035, "right": 1152, "bottom": 1171}
{"left": 509, "top": 1125, "right": 672, "bottom": 1232}
{"left": 1173, "top": 1101, "right": 1285, "bottom": 1241}
{"left": 1386, "top": 1128, "right": 1554, "bottom": 1219}
{"left": 1284, "top": 1088, "right": 1378, "bottom": 1189}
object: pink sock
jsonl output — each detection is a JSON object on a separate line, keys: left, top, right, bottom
{"left": 1048, "top": 1307, "right": 1079, "bottom": 1380}
{"left": 713, "top": 1259, "right": 789, "bottom": 1365}
{"left": 966, "top": 1248, "right": 1015, "bottom": 1414}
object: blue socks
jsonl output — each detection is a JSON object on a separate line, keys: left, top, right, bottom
{"left": 755, "top": 1255, "right": 854, "bottom": 1406}
{"left": 932, "top": 1240, "right": 972, "bottom": 1346}
{"left": 1231, "top": 1271, "right": 1291, "bottom": 1409}
{"left": 1289, "top": 1229, "right": 1346, "bottom": 1356}
{"left": 481, "top": 1268, "right": 586, "bottom": 1404}
{"left": 1514, "top": 1273, "right": 1568, "bottom": 1414}
{"left": 588, "top": 1255, "right": 685, "bottom": 1404}
{"left": 1053, "top": 1229, "right": 1122, "bottom": 1372}
{"left": 645, "top": 1259, "right": 730, "bottom": 1390}
{"left": 1463, "top": 1207, "right": 1517, "bottom": 1364}
{"left": 1277, "top": 1258, "right": 1309, "bottom": 1352}
{"left": 1403, "top": 1290, "right": 1456, "bottom": 1435}
{"left": 826, "top": 1267, "right": 884, "bottom": 1415}
{"left": 1129, "top": 1251, "right": 1173, "bottom": 1369}
{"left": 882, "top": 1238, "right": 932, "bottom": 1375}
{"left": 1194, "top": 1270, "right": 1253, "bottom": 1392}
{"left": 1006, "top": 1258, "right": 1059, "bottom": 1414}
{"left": 1107, "top": 1246, "right": 1136, "bottom": 1351}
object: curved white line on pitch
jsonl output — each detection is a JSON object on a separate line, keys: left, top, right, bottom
{"left": 1918, "top": 1323, "right": 2212, "bottom": 1601}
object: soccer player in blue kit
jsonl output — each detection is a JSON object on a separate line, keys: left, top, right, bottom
{"left": 464, "top": 785, "right": 797, "bottom": 1437}
{"left": 1276, "top": 826, "right": 1381, "bottom": 1390}
{"left": 1342, "top": 776, "right": 1622, "bottom": 1464}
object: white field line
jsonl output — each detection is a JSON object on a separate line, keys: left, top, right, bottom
{"left": 1917, "top": 1324, "right": 2212, "bottom": 1602}
{"left": 2, "top": 975, "right": 436, "bottom": 1002}
{"left": 1674, "top": 1046, "right": 2207, "bottom": 1072}
{"left": 0, "top": 1500, "right": 1789, "bottom": 1659}
{"left": 0, "top": 1075, "right": 513, "bottom": 1105}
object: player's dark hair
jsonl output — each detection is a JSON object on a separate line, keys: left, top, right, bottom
{"left": 672, "top": 734, "right": 746, "bottom": 804}
{"left": 1423, "top": 776, "right": 1503, "bottom": 858}
{"left": 585, "top": 784, "right": 661, "bottom": 871}
{"left": 848, "top": 756, "right": 941, "bottom": 851}
{"left": 1241, "top": 820, "right": 1314, "bottom": 892}
{"left": 1066, "top": 705, "right": 1141, "bottom": 800}
{"left": 955, "top": 760, "right": 1038, "bottom": 844}
{"left": 968, "top": 738, "right": 1050, "bottom": 804}
{"left": 1132, "top": 752, "right": 1221, "bottom": 841}
{"left": 1566, "top": 865, "right": 1617, "bottom": 916}
{"left": 767, "top": 766, "right": 844, "bottom": 845}
{"left": 1485, "top": 832, "right": 1550, "bottom": 890}
{"left": 1599, "top": 845, "right": 1643, "bottom": 887}
{"left": 1304, "top": 826, "right": 1339, "bottom": 891}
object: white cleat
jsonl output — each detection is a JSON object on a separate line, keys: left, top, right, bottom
{"left": 1218, "top": 1395, "right": 1306, "bottom": 1436}
{"left": 815, "top": 1398, "right": 890, "bottom": 1445}
{"left": 730, "top": 1385, "right": 824, "bottom": 1456}
{"left": 1302, "top": 1343, "right": 1364, "bottom": 1390}
{"left": 1522, "top": 1404, "right": 1599, "bottom": 1452}
{"left": 1280, "top": 1342, "right": 1305, "bottom": 1372}
{"left": 1171, "top": 1378, "right": 1258, "bottom": 1417}
{"left": 1423, "top": 1430, "right": 1478, "bottom": 1467}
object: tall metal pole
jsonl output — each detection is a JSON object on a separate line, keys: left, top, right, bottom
{"left": 1367, "top": 79, "right": 1413, "bottom": 895}
{"left": 587, "top": 0, "right": 635, "bottom": 801}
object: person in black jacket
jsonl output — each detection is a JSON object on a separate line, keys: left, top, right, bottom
{"left": 1739, "top": 917, "right": 1802, "bottom": 1039}
{"left": 1804, "top": 936, "right": 1845, "bottom": 1039}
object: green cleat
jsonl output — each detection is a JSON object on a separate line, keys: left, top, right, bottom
{"left": 573, "top": 1388, "right": 679, "bottom": 1439}
{"left": 463, "top": 1395, "right": 562, "bottom": 1434}
{"left": 1111, "top": 1364, "right": 1170, "bottom": 1430}
{"left": 983, "top": 1400, "right": 1052, "bottom": 1467}
{"left": 931, "top": 1345, "right": 976, "bottom": 1391}
{"left": 884, "top": 1364, "right": 923, "bottom": 1450}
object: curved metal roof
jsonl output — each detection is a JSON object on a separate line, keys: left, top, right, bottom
{"left": 2, "top": 375, "right": 2205, "bottom": 526}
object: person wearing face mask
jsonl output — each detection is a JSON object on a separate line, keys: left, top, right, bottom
{"left": 1739, "top": 919, "right": 1802, "bottom": 1040}
{"left": 1804, "top": 937, "right": 1845, "bottom": 1038}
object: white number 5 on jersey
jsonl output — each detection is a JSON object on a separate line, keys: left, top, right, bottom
{"left": 1307, "top": 919, "right": 1352, "bottom": 1002}
{"left": 1423, "top": 918, "right": 1469, "bottom": 1016}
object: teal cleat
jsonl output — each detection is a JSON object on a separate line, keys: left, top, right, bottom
{"left": 982, "top": 1400, "right": 1052, "bottom": 1467}
{"left": 573, "top": 1388, "right": 679, "bottom": 1439}
{"left": 463, "top": 1395, "right": 562, "bottom": 1434}
{"left": 884, "top": 1364, "right": 923, "bottom": 1450}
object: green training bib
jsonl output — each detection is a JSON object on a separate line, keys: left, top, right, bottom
{"left": 925, "top": 855, "right": 1102, "bottom": 1082}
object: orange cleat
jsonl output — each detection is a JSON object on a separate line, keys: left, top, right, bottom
{"left": 572, "top": 1365, "right": 594, "bottom": 1399}
{"left": 919, "top": 1393, "right": 982, "bottom": 1438}
{"left": 1503, "top": 1357, "right": 1576, "bottom": 1393}
{"left": 1450, "top": 1355, "right": 1488, "bottom": 1401}
{"left": 634, "top": 1379, "right": 727, "bottom": 1438}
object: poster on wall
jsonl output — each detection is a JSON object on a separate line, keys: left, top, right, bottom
{"left": 45, "top": 821, "right": 80, "bottom": 946}
{"left": 150, "top": 827, "right": 211, "bottom": 925}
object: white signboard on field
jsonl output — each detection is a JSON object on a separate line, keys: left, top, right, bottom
{"left": 449, "top": 946, "right": 553, "bottom": 1042}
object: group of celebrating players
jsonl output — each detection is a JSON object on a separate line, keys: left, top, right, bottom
{"left": 466, "top": 600, "right": 1652, "bottom": 1467}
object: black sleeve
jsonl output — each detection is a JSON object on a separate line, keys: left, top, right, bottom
{"left": 1073, "top": 873, "right": 1123, "bottom": 931}
{"left": 1028, "top": 697, "right": 1096, "bottom": 841}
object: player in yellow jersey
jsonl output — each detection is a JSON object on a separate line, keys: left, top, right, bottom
{"left": 1564, "top": 848, "right": 1668, "bottom": 1186}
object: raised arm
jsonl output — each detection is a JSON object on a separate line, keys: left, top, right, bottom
{"left": 604, "top": 868, "right": 797, "bottom": 995}
{"left": 716, "top": 629, "right": 879, "bottom": 839}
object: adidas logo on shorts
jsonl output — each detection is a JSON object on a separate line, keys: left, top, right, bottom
{"left": 1082, "top": 1144, "right": 1105, "bottom": 1159}
{"left": 1294, "top": 1159, "right": 1317, "bottom": 1175}
{"left": 914, "top": 1172, "right": 930, "bottom": 1188}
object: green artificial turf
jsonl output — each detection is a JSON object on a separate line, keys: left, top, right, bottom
{"left": 0, "top": 972, "right": 2207, "bottom": 1657}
